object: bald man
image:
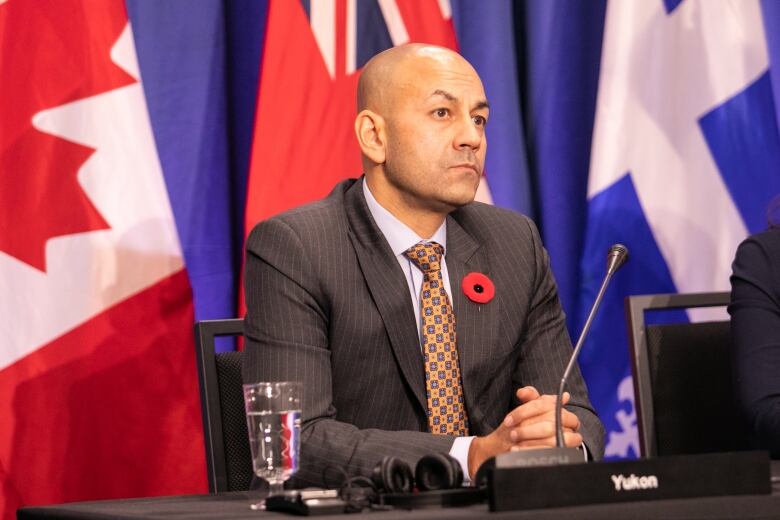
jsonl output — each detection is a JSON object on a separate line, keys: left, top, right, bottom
{"left": 243, "top": 44, "right": 604, "bottom": 487}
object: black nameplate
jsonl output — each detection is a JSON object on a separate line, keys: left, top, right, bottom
{"left": 488, "top": 451, "right": 770, "bottom": 511}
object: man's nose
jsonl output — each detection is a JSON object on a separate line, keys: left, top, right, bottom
{"left": 453, "top": 115, "right": 482, "bottom": 150}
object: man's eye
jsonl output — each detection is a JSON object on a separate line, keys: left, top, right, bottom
{"left": 433, "top": 108, "right": 449, "bottom": 118}
{"left": 473, "top": 115, "right": 487, "bottom": 126}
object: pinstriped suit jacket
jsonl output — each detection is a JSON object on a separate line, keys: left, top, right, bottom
{"left": 243, "top": 178, "right": 604, "bottom": 486}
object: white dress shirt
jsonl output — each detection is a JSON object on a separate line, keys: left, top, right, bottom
{"left": 362, "top": 180, "right": 475, "bottom": 481}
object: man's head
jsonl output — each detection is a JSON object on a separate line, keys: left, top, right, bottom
{"left": 355, "top": 44, "right": 489, "bottom": 233}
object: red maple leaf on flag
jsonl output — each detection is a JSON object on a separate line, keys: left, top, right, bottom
{"left": 0, "top": 0, "right": 136, "bottom": 272}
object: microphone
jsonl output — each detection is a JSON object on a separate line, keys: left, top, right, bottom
{"left": 554, "top": 243, "right": 628, "bottom": 449}
{"left": 482, "top": 245, "right": 767, "bottom": 511}
{"left": 480, "top": 244, "right": 628, "bottom": 477}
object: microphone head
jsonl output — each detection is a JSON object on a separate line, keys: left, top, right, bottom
{"left": 606, "top": 244, "right": 629, "bottom": 274}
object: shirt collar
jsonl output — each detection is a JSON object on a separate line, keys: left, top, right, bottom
{"left": 362, "top": 178, "right": 447, "bottom": 257}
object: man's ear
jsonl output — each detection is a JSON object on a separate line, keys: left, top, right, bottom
{"left": 355, "top": 109, "right": 386, "bottom": 165}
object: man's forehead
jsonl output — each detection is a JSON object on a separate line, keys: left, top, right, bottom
{"left": 358, "top": 44, "right": 485, "bottom": 111}
{"left": 407, "top": 67, "right": 487, "bottom": 103}
{"left": 403, "top": 52, "right": 476, "bottom": 78}
{"left": 398, "top": 55, "right": 483, "bottom": 89}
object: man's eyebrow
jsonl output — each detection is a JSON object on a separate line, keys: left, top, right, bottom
{"left": 429, "top": 90, "right": 490, "bottom": 111}
{"left": 430, "top": 89, "right": 458, "bottom": 103}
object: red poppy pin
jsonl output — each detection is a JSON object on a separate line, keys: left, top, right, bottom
{"left": 462, "top": 272, "right": 495, "bottom": 304}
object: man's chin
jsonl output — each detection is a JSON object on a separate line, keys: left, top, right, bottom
{"left": 455, "top": 180, "right": 481, "bottom": 206}
{"left": 438, "top": 190, "right": 478, "bottom": 212}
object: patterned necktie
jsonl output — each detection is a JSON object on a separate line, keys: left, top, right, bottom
{"left": 404, "top": 242, "right": 469, "bottom": 436}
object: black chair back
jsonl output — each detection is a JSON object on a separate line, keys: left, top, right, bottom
{"left": 626, "top": 292, "right": 749, "bottom": 457}
{"left": 194, "top": 319, "right": 253, "bottom": 492}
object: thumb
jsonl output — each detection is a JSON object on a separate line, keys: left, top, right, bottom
{"left": 516, "top": 386, "right": 540, "bottom": 403}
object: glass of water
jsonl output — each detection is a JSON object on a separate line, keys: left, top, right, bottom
{"left": 243, "top": 381, "right": 302, "bottom": 509}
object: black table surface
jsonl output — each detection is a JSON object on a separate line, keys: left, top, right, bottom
{"left": 17, "top": 490, "right": 780, "bottom": 520}
{"left": 18, "top": 462, "right": 780, "bottom": 520}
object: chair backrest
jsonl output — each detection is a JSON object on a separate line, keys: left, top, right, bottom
{"left": 194, "top": 318, "right": 253, "bottom": 493}
{"left": 626, "top": 292, "right": 749, "bottom": 457}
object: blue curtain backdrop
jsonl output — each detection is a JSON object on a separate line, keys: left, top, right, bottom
{"left": 125, "top": 0, "right": 547, "bottom": 324}
{"left": 126, "top": 0, "right": 267, "bottom": 325}
{"left": 125, "top": 0, "right": 604, "bottom": 322}
{"left": 126, "top": 0, "right": 780, "bottom": 459}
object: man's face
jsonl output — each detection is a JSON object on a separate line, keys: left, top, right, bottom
{"left": 381, "top": 52, "right": 489, "bottom": 215}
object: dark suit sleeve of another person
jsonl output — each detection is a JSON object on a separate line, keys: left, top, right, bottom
{"left": 242, "top": 211, "right": 453, "bottom": 487}
{"left": 729, "top": 228, "right": 780, "bottom": 458}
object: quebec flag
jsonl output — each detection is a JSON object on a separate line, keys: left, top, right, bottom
{"left": 580, "top": 0, "right": 780, "bottom": 458}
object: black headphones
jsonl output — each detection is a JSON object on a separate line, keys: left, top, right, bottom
{"left": 371, "top": 453, "right": 463, "bottom": 493}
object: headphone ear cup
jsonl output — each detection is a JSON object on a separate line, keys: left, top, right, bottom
{"left": 415, "top": 452, "right": 463, "bottom": 491}
{"left": 371, "top": 456, "right": 414, "bottom": 493}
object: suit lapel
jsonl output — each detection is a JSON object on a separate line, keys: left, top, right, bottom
{"left": 343, "top": 180, "right": 428, "bottom": 413}
{"left": 446, "top": 214, "right": 499, "bottom": 429}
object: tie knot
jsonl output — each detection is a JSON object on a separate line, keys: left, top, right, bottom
{"left": 404, "top": 242, "right": 444, "bottom": 274}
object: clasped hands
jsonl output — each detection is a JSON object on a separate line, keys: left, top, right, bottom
{"left": 467, "top": 386, "right": 582, "bottom": 477}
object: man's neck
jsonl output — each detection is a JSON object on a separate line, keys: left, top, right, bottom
{"left": 364, "top": 177, "right": 448, "bottom": 239}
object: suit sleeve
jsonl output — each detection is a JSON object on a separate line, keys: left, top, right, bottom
{"left": 729, "top": 233, "right": 780, "bottom": 457}
{"left": 513, "top": 217, "right": 605, "bottom": 459}
{"left": 242, "top": 218, "right": 453, "bottom": 487}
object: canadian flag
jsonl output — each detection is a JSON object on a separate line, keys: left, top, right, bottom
{"left": 0, "top": 1, "right": 205, "bottom": 516}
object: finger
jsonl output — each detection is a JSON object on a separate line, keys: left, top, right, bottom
{"left": 515, "top": 386, "right": 540, "bottom": 403}
{"left": 518, "top": 409, "right": 580, "bottom": 431}
{"left": 509, "top": 422, "right": 579, "bottom": 443}
{"left": 503, "top": 397, "right": 557, "bottom": 426}
{"left": 522, "top": 391, "right": 569, "bottom": 404}
{"left": 509, "top": 432, "right": 583, "bottom": 450}
{"left": 510, "top": 432, "right": 583, "bottom": 451}
{"left": 556, "top": 408, "right": 580, "bottom": 431}
{"left": 526, "top": 393, "right": 578, "bottom": 428}
{"left": 509, "top": 413, "right": 579, "bottom": 443}
{"left": 564, "top": 431, "right": 584, "bottom": 448}
{"left": 508, "top": 421, "right": 557, "bottom": 442}
{"left": 510, "top": 440, "right": 556, "bottom": 450}
{"left": 536, "top": 392, "right": 569, "bottom": 405}
{"left": 528, "top": 393, "right": 567, "bottom": 406}
{"left": 503, "top": 392, "right": 572, "bottom": 425}
{"left": 564, "top": 409, "right": 580, "bottom": 432}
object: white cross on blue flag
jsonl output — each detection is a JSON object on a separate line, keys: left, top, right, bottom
{"left": 581, "top": 0, "right": 780, "bottom": 458}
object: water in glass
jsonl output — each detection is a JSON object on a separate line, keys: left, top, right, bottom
{"left": 243, "top": 381, "right": 302, "bottom": 509}
{"left": 246, "top": 409, "right": 301, "bottom": 484}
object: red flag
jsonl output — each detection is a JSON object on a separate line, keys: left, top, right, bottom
{"left": 244, "top": 0, "right": 459, "bottom": 230}
{"left": 0, "top": 1, "right": 206, "bottom": 516}
{"left": 241, "top": 0, "right": 460, "bottom": 317}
